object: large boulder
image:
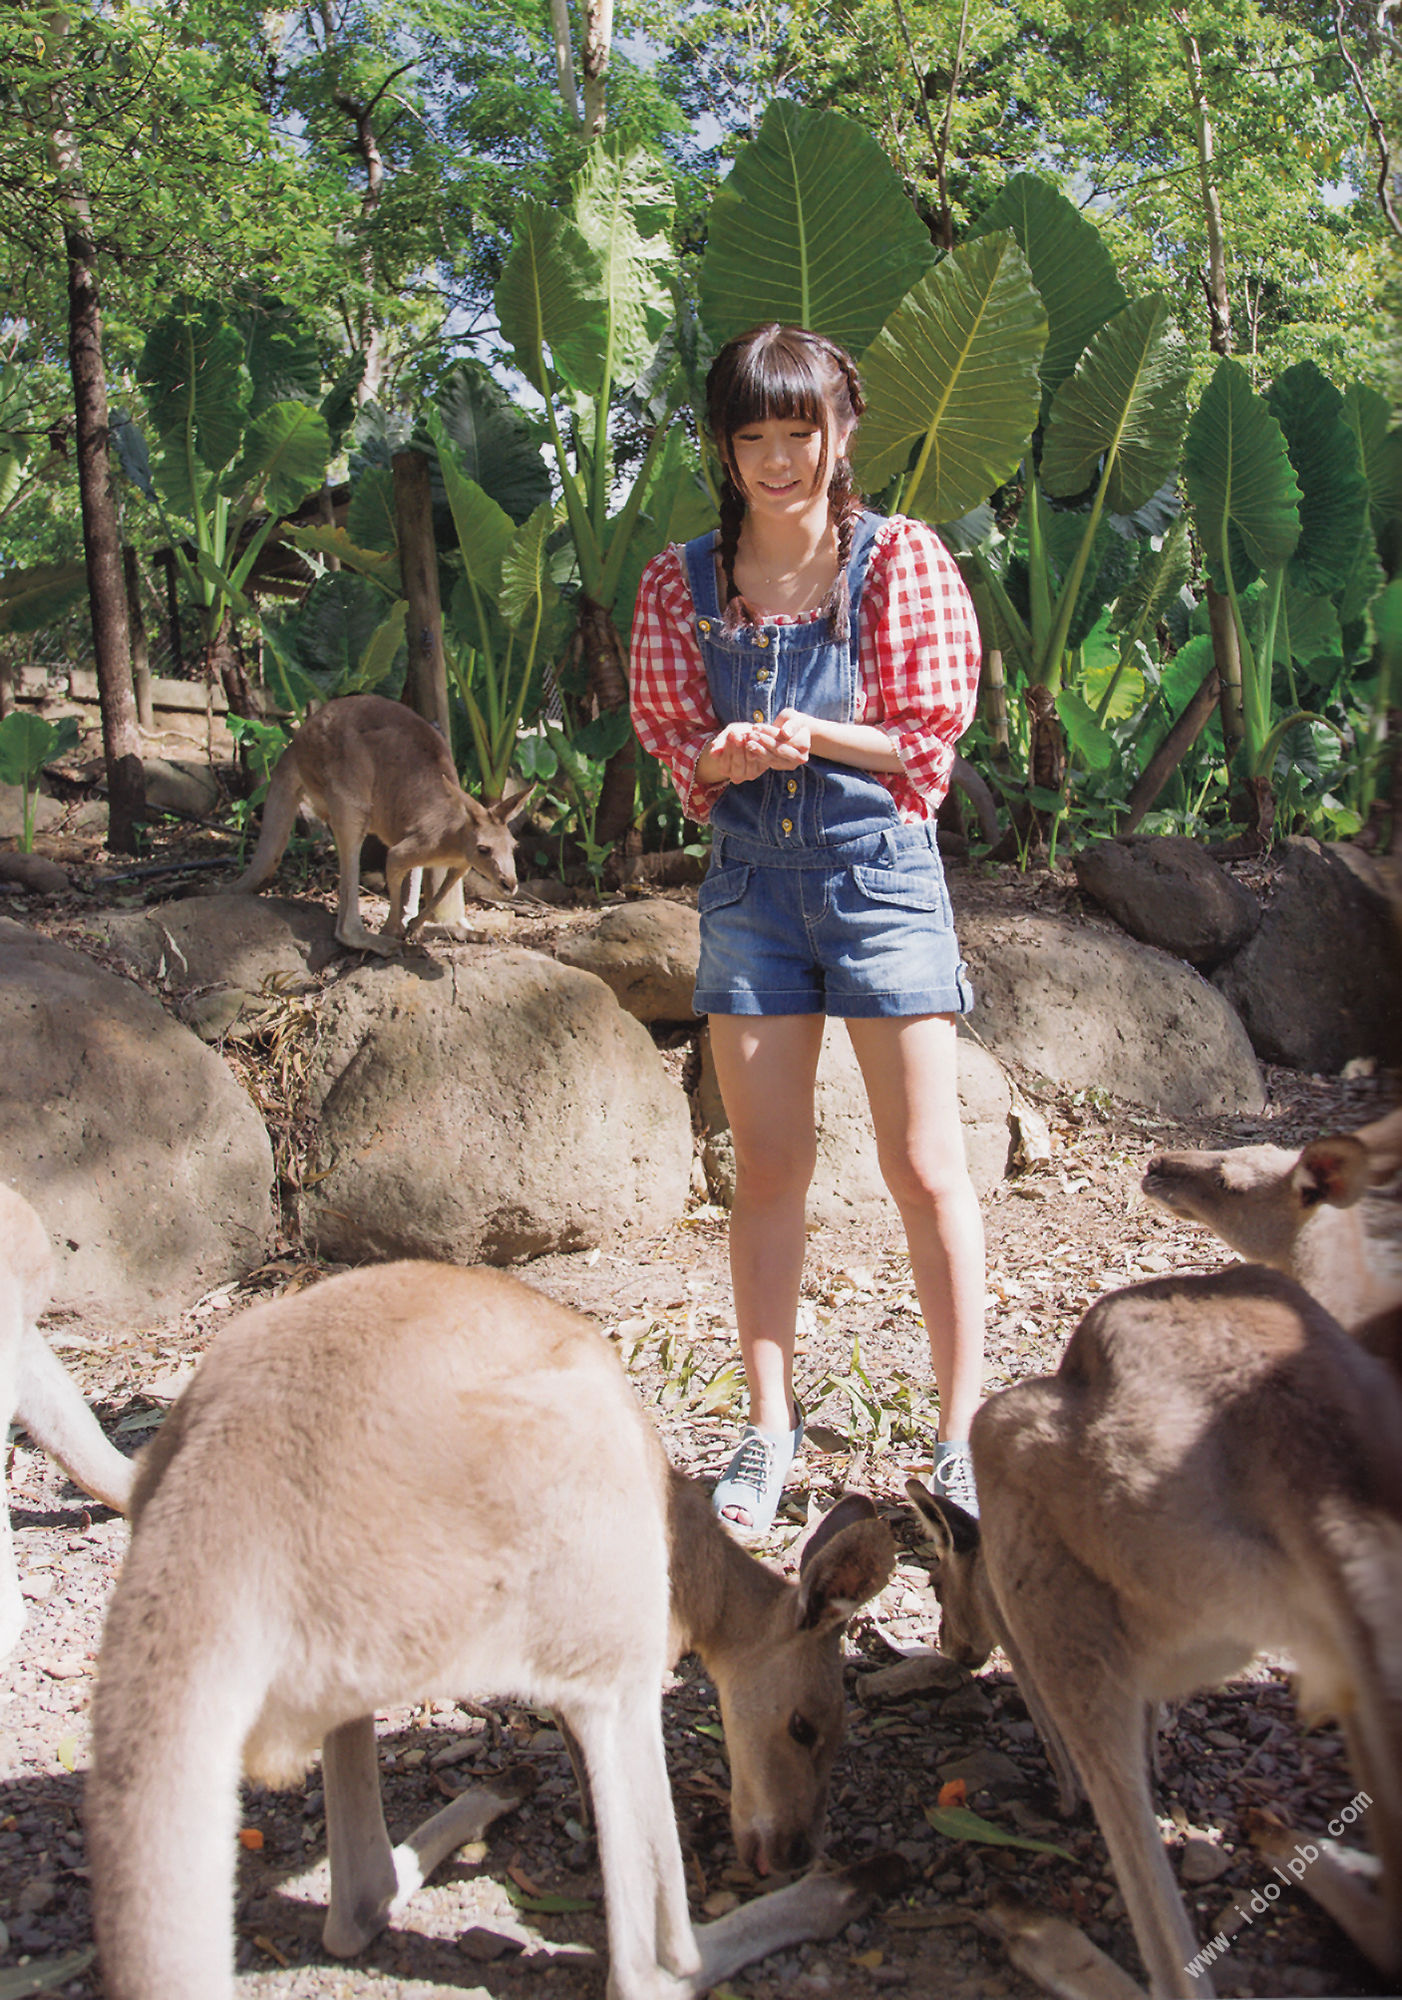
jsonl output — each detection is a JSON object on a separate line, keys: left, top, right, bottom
{"left": 0, "top": 917, "right": 275, "bottom": 1330}
{"left": 1074, "top": 835, "right": 1260, "bottom": 970}
{"left": 956, "top": 908, "right": 1264, "bottom": 1116}
{"left": 698, "top": 1024, "right": 1013, "bottom": 1219}
{"left": 82, "top": 893, "right": 340, "bottom": 993}
{"left": 1211, "top": 840, "right": 1401, "bottom": 1073}
{"left": 301, "top": 948, "right": 693, "bottom": 1262}
{"left": 555, "top": 901, "right": 702, "bottom": 1021}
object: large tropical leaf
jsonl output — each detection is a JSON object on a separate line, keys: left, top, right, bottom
{"left": 283, "top": 524, "right": 401, "bottom": 592}
{"left": 223, "top": 401, "right": 330, "bottom": 518}
{"left": 1183, "top": 358, "right": 1301, "bottom": 590}
{"left": 697, "top": 100, "right": 935, "bottom": 359}
{"left": 1341, "top": 382, "right": 1402, "bottom": 551}
{"left": 139, "top": 303, "right": 247, "bottom": 510}
{"left": 1264, "top": 362, "right": 1369, "bottom": 598}
{"left": 0, "top": 559, "right": 88, "bottom": 633}
{"left": 966, "top": 173, "right": 1127, "bottom": 406}
{"left": 496, "top": 200, "right": 608, "bottom": 397}
{"left": 346, "top": 465, "right": 399, "bottom": 554}
{"left": 498, "top": 500, "right": 559, "bottom": 629}
{"left": 434, "top": 361, "right": 550, "bottom": 525}
{"left": 854, "top": 231, "right": 1046, "bottom": 524}
{"left": 1273, "top": 582, "right": 1342, "bottom": 675}
{"left": 1110, "top": 514, "right": 1192, "bottom": 640}
{"left": 566, "top": 141, "right": 674, "bottom": 397}
{"left": 238, "top": 297, "right": 322, "bottom": 416}
{"left": 1041, "top": 297, "right": 1189, "bottom": 513}
{"left": 274, "top": 572, "right": 394, "bottom": 689}
{"left": 429, "top": 411, "right": 516, "bottom": 602}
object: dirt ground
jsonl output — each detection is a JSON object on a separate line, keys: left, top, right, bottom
{"left": 1, "top": 838, "right": 1399, "bottom": 2000}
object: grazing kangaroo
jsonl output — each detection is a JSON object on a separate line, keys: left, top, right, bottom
{"left": 90, "top": 1261, "right": 897, "bottom": 2000}
{"left": 0, "top": 1185, "right": 133, "bottom": 1658}
{"left": 1142, "top": 1103, "right": 1402, "bottom": 1334}
{"left": 223, "top": 694, "right": 534, "bottom": 954}
{"left": 905, "top": 1265, "right": 1402, "bottom": 1998}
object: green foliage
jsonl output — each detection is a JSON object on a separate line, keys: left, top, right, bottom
{"left": 0, "top": 711, "right": 80, "bottom": 851}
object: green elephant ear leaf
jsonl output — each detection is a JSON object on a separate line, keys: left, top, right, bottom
{"left": 346, "top": 465, "right": 399, "bottom": 554}
{"left": 139, "top": 302, "right": 248, "bottom": 511}
{"left": 224, "top": 401, "right": 330, "bottom": 519}
{"left": 854, "top": 231, "right": 1047, "bottom": 524}
{"left": 1041, "top": 296, "right": 1190, "bottom": 514}
{"left": 698, "top": 100, "right": 935, "bottom": 359}
{"left": 967, "top": 173, "right": 1128, "bottom": 408}
{"left": 1183, "top": 357, "right": 1301, "bottom": 591}
{"left": 498, "top": 500, "right": 560, "bottom": 630}
{"left": 1265, "top": 362, "right": 1370, "bottom": 598}
{"left": 429, "top": 410, "right": 516, "bottom": 602}
{"left": 434, "top": 361, "right": 550, "bottom": 525}
{"left": 1341, "top": 382, "right": 1402, "bottom": 550}
{"left": 1056, "top": 686, "right": 1115, "bottom": 770}
{"left": 567, "top": 140, "right": 674, "bottom": 396}
{"left": 1110, "top": 513, "right": 1191, "bottom": 641}
{"left": 496, "top": 199, "right": 608, "bottom": 397}
{"left": 0, "top": 559, "right": 89, "bottom": 635}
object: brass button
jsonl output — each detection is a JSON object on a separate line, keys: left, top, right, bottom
{"left": 786, "top": 778, "right": 798, "bottom": 795}
{"left": 781, "top": 817, "right": 793, "bottom": 834}
{"left": 752, "top": 709, "right": 765, "bottom": 722}
{"left": 756, "top": 668, "right": 770, "bottom": 683}
{"left": 698, "top": 618, "right": 711, "bottom": 634}
{"left": 757, "top": 633, "right": 770, "bottom": 647}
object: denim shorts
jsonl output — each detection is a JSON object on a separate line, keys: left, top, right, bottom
{"left": 693, "top": 826, "right": 975, "bottom": 1019}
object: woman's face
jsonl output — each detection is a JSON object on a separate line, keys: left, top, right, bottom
{"left": 726, "top": 410, "right": 852, "bottom": 522}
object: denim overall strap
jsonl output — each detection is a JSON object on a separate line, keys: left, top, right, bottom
{"left": 682, "top": 513, "right": 898, "bottom": 852}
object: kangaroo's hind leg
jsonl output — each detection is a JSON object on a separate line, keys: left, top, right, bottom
{"left": 321, "top": 1715, "right": 532, "bottom": 1957}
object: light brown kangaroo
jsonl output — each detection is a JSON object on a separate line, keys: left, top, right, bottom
{"left": 1142, "top": 1103, "right": 1402, "bottom": 1334}
{"left": 905, "top": 1265, "right": 1402, "bottom": 1999}
{"left": 0, "top": 1185, "right": 134, "bottom": 1658}
{"left": 223, "top": 693, "right": 534, "bottom": 954}
{"left": 89, "top": 1261, "right": 897, "bottom": 2000}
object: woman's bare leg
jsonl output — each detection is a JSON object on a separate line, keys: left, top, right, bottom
{"left": 845, "top": 1014, "right": 985, "bottom": 1441}
{"left": 708, "top": 1014, "right": 826, "bottom": 1437}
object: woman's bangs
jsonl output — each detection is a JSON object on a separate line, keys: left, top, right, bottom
{"left": 728, "top": 341, "right": 826, "bottom": 431}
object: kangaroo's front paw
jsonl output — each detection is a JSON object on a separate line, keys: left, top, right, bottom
{"left": 336, "top": 926, "right": 400, "bottom": 957}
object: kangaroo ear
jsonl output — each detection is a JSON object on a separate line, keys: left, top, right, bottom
{"left": 794, "top": 1507, "right": 896, "bottom": 1633}
{"left": 905, "top": 1477, "right": 981, "bottom": 1561}
{"left": 491, "top": 785, "right": 539, "bottom": 821}
{"left": 1296, "top": 1136, "right": 1371, "bottom": 1210}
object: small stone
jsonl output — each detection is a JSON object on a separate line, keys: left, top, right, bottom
{"left": 459, "top": 1925, "right": 527, "bottom": 1962}
{"left": 939, "top": 1681, "right": 994, "bottom": 1724}
{"left": 1180, "top": 1837, "right": 1232, "bottom": 1884}
{"left": 0, "top": 852, "right": 69, "bottom": 896}
{"left": 16, "top": 1877, "right": 56, "bottom": 1914}
{"left": 936, "top": 1747, "right": 1025, "bottom": 1793}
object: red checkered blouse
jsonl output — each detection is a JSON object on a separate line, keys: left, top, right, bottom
{"left": 629, "top": 514, "right": 981, "bottom": 825}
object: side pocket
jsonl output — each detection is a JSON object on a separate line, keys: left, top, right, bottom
{"left": 850, "top": 863, "right": 950, "bottom": 922}
{"left": 697, "top": 862, "right": 753, "bottom": 916}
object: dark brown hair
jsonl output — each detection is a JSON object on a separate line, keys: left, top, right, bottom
{"left": 705, "top": 323, "right": 866, "bottom": 637}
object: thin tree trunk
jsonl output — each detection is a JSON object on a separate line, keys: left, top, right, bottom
{"left": 45, "top": 16, "right": 143, "bottom": 852}
{"left": 124, "top": 546, "right": 153, "bottom": 730}
{"left": 582, "top": 0, "right": 612, "bottom": 138}
{"left": 550, "top": 0, "right": 582, "bottom": 128}
{"left": 1176, "top": 13, "right": 1245, "bottom": 772}
{"left": 1118, "top": 662, "right": 1221, "bottom": 834}
{"left": 158, "top": 547, "right": 185, "bottom": 675}
{"left": 392, "top": 446, "right": 464, "bottom": 923}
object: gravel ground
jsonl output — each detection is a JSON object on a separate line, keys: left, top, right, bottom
{"left": 1, "top": 852, "right": 1398, "bottom": 2000}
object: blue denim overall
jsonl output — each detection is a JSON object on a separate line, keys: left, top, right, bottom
{"left": 684, "top": 514, "right": 973, "bottom": 1018}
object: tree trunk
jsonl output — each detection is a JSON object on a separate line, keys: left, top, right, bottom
{"left": 124, "top": 546, "right": 153, "bottom": 730}
{"left": 582, "top": 0, "right": 612, "bottom": 138}
{"left": 46, "top": 22, "right": 143, "bottom": 852}
{"left": 392, "top": 446, "right": 465, "bottom": 923}
{"left": 158, "top": 547, "right": 185, "bottom": 675}
{"left": 550, "top": 0, "right": 582, "bottom": 128}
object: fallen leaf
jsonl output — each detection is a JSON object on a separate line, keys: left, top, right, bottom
{"left": 238, "top": 1828, "right": 264, "bottom": 1851}
{"left": 253, "top": 1935, "right": 291, "bottom": 1967}
{"left": 55, "top": 1736, "right": 78, "bottom": 1773}
{"left": 925, "top": 1804, "right": 1075, "bottom": 1860}
{"left": 852, "top": 1947, "right": 884, "bottom": 1969}
{"left": 502, "top": 1883, "right": 597, "bottom": 1914}
{"left": 0, "top": 1948, "right": 97, "bottom": 1996}
{"left": 938, "top": 1778, "right": 967, "bottom": 1809}
{"left": 507, "top": 1861, "right": 543, "bottom": 1897}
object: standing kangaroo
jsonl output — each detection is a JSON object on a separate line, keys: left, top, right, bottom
{"left": 0, "top": 1185, "right": 133, "bottom": 1658}
{"left": 89, "top": 1261, "right": 897, "bottom": 2000}
{"left": 906, "top": 1265, "right": 1402, "bottom": 1998}
{"left": 223, "top": 694, "right": 533, "bottom": 954}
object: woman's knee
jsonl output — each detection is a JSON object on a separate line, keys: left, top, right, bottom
{"left": 878, "top": 1148, "right": 975, "bottom": 1216}
{"left": 731, "top": 1129, "right": 818, "bottom": 1204}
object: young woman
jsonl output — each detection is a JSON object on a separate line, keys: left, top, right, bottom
{"left": 630, "top": 322, "right": 986, "bottom": 1537}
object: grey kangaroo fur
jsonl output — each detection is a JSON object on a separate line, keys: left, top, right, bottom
{"left": 223, "top": 693, "right": 534, "bottom": 953}
{"left": 906, "top": 1265, "right": 1402, "bottom": 1998}
{"left": 89, "top": 1261, "right": 898, "bottom": 2000}
{"left": 0, "top": 1185, "right": 133, "bottom": 1658}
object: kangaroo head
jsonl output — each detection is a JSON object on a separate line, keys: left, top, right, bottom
{"left": 1142, "top": 1141, "right": 1371, "bottom": 1274}
{"left": 712, "top": 1495, "right": 894, "bottom": 1878}
{"left": 446, "top": 780, "right": 537, "bottom": 897}
{"left": 904, "top": 1479, "right": 996, "bottom": 1670}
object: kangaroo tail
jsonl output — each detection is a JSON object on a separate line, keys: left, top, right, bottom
{"left": 223, "top": 743, "right": 304, "bottom": 894}
{"left": 16, "top": 1326, "right": 134, "bottom": 1513}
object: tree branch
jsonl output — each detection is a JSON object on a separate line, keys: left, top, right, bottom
{"left": 1334, "top": 0, "right": 1402, "bottom": 239}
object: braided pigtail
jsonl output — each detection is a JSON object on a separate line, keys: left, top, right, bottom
{"left": 823, "top": 457, "right": 866, "bottom": 641}
{"left": 718, "top": 472, "right": 749, "bottom": 632}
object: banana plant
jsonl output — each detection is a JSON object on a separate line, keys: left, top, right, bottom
{"left": 113, "top": 297, "right": 338, "bottom": 710}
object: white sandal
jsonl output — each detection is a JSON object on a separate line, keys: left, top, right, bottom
{"left": 712, "top": 1405, "right": 805, "bottom": 1538}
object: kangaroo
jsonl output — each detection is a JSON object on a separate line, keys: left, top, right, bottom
{"left": 0, "top": 1185, "right": 133, "bottom": 1657}
{"left": 89, "top": 1261, "right": 898, "bottom": 2000}
{"left": 223, "top": 694, "right": 534, "bottom": 954}
{"left": 1142, "top": 1103, "right": 1402, "bottom": 1335}
{"left": 905, "top": 1265, "right": 1402, "bottom": 1998}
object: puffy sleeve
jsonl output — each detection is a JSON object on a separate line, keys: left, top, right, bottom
{"left": 628, "top": 544, "right": 727, "bottom": 824}
{"left": 858, "top": 516, "right": 981, "bottom": 812}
